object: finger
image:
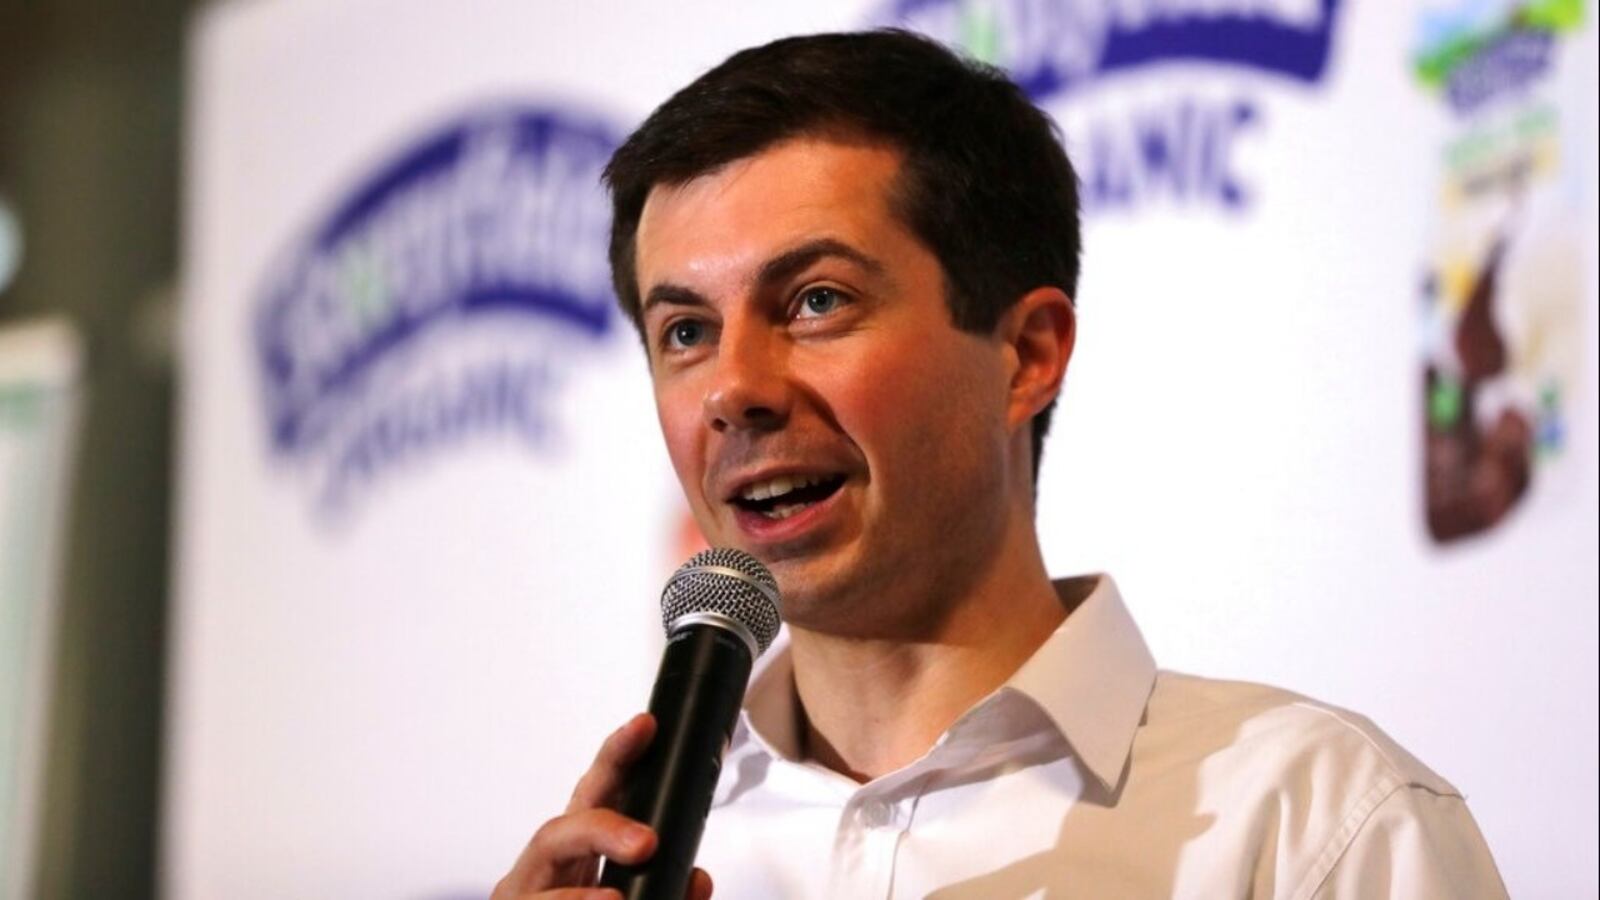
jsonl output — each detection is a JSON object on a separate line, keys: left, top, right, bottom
{"left": 687, "top": 867, "right": 713, "bottom": 900}
{"left": 567, "top": 713, "right": 656, "bottom": 813}
{"left": 534, "top": 808, "right": 658, "bottom": 870}
{"left": 495, "top": 875, "right": 618, "bottom": 900}
{"left": 496, "top": 809, "right": 656, "bottom": 898}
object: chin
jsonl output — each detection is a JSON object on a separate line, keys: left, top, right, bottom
{"left": 770, "top": 555, "right": 907, "bottom": 636}
{"left": 757, "top": 555, "right": 839, "bottom": 619}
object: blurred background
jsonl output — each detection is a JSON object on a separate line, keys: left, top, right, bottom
{"left": 1, "top": 1, "right": 1596, "bottom": 898}
{"left": 2, "top": 2, "right": 187, "bottom": 898}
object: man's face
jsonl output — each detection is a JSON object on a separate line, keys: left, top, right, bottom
{"left": 634, "top": 137, "right": 1020, "bottom": 634}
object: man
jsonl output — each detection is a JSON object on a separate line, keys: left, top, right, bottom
{"left": 496, "top": 31, "right": 1505, "bottom": 899}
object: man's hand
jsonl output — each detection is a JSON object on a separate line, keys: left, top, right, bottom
{"left": 492, "top": 713, "right": 714, "bottom": 900}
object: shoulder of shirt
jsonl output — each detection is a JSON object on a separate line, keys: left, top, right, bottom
{"left": 1142, "top": 669, "right": 1461, "bottom": 800}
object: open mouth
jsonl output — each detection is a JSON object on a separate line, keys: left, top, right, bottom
{"left": 731, "top": 473, "right": 847, "bottom": 520}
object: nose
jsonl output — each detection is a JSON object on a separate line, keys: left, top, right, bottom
{"left": 703, "top": 320, "right": 791, "bottom": 433}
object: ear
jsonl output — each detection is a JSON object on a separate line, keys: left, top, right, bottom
{"left": 998, "top": 287, "right": 1075, "bottom": 432}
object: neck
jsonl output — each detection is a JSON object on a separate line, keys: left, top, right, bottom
{"left": 786, "top": 529, "right": 1064, "bottom": 782}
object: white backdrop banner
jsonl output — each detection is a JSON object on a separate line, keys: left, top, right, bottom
{"left": 167, "top": 1, "right": 1599, "bottom": 897}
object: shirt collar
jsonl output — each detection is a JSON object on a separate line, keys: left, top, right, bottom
{"left": 739, "top": 573, "right": 1157, "bottom": 793}
{"left": 1005, "top": 574, "right": 1156, "bottom": 791}
{"left": 743, "top": 633, "right": 802, "bottom": 761}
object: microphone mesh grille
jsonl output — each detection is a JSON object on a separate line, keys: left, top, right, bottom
{"left": 660, "top": 547, "right": 782, "bottom": 655}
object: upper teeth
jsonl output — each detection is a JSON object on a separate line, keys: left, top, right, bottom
{"left": 741, "top": 473, "right": 830, "bottom": 502}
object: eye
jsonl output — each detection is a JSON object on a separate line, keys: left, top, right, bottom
{"left": 664, "top": 318, "right": 708, "bottom": 350}
{"left": 796, "top": 286, "right": 846, "bottom": 318}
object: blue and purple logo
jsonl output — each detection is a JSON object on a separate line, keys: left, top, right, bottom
{"left": 254, "top": 105, "right": 621, "bottom": 513}
{"left": 882, "top": 0, "right": 1345, "bottom": 211}
{"left": 891, "top": 0, "right": 1341, "bottom": 98}
{"left": 1412, "top": 0, "right": 1582, "bottom": 115}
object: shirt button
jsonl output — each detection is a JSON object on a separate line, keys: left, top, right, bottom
{"left": 860, "top": 799, "right": 893, "bottom": 829}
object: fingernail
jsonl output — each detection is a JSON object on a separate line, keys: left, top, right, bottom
{"left": 626, "top": 824, "right": 653, "bottom": 850}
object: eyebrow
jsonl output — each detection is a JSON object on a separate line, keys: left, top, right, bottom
{"left": 755, "top": 237, "right": 886, "bottom": 289}
{"left": 641, "top": 282, "right": 708, "bottom": 316}
{"left": 640, "top": 237, "right": 887, "bottom": 317}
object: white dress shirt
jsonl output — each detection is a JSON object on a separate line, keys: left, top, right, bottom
{"left": 697, "top": 574, "right": 1506, "bottom": 899}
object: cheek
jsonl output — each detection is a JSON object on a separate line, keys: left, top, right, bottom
{"left": 821, "top": 339, "right": 1005, "bottom": 472}
{"left": 655, "top": 383, "right": 707, "bottom": 499}
{"left": 821, "top": 369, "right": 900, "bottom": 435}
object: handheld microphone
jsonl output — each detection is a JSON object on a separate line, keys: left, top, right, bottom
{"left": 598, "top": 547, "right": 782, "bottom": 900}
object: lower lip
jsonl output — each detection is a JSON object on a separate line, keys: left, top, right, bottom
{"left": 731, "top": 483, "right": 846, "bottom": 545}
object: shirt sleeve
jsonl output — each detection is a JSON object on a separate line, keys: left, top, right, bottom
{"left": 1310, "top": 785, "right": 1508, "bottom": 900}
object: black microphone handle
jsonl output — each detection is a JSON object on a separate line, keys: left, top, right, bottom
{"left": 598, "top": 623, "right": 753, "bottom": 900}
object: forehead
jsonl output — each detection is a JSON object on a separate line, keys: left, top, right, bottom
{"left": 634, "top": 137, "right": 910, "bottom": 290}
